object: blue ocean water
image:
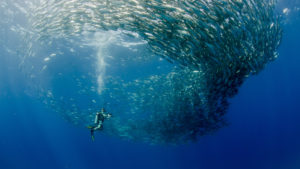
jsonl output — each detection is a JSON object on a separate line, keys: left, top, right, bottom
{"left": 1, "top": 1, "right": 300, "bottom": 169}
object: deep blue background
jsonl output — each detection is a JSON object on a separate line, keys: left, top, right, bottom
{"left": 1, "top": 7, "right": 300, "bottom": 169}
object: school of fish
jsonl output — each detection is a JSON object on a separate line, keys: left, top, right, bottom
{"left": 1, "top": 0, "right": 283, "bottom": 144}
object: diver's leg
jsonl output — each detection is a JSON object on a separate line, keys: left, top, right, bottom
{"left": 94, "top": 121, "right": 103, "bottom": 130}
{"left": 91, "top": 129, "right": 95, "bottom": 141}
{"left": 98, "top": 121, "right": 103, "bottom": 130}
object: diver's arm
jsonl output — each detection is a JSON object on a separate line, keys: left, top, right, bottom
{"left": 104, "top": 113, "right": 112, "bottom": 119}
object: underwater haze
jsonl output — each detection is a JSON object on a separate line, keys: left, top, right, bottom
{"left": 1, "top": 0, "right": 300, "bottom": 169}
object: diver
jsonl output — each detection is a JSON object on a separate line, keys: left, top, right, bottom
{"left": 87, "top": 108, "right": 112, "bottom": 141}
